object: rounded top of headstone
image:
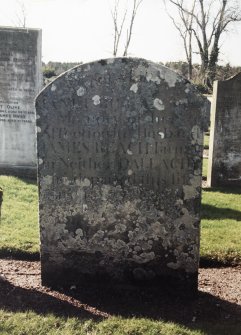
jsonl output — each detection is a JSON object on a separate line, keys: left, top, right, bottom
{"left": 224, "top": 71, "right": 241, "bottom": 83}
{"left": 37, "top": 57, "right": 209, "bottom": 131}
{"left": 43, "top": 57, "right": 184, "bottom": 89}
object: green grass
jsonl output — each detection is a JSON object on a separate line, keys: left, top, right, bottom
{"left": 202, "top": 158, "right": 208, "bottom": 179}
{"left": 2, "top": 311, "right": 240, "bottom": 335}
{"left": 0, "top": 176, "right": 39, "bottom": 257}
{"left": 203, "top": 133, "right": 209, "bottom": 150}
{"left": 0, "top": 311, "right": 240, "bottom": 335}
{"left": 201, "top": 188, "right": 241, "bottom": 264}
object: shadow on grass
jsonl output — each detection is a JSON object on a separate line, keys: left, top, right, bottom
{"left": 12, "top": 176, "right": 37, "bottom": 186}
{"left": 1, "top": 247, "right": 238, "bottom": 268}
{"left": 199, "top": 256, "right": 240, "bottom": 268}
{"left": 0, "top": 276, "right": 240, "bottom": 335}
{"left": 203, "top": 187, "right": 241, "bottom": 195}
{"left": 21, "top": 177, "right": 37, "bottom": 186}
{"left": 0, "top": 278, "right": 99, "bottom": 320}
{"left": 201, "top": 204, "right": 241, "bottom": 221}
{"left": 0, "top": 248, "right": 40, "bottom": 261}
{"left": 0, "top": 174, "right": 37, "bottom": 186}
{"left": 2, "top": 247, "right": 239, "bottom": 269}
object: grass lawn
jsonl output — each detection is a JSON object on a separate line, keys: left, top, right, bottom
{"left": 203, "top": 133, "right": 210, "bottom": 150}
{"left": 201, "top": 187, "right": 241, "bottom": 264}
{"left": 0, "top": 312, "right": 205, "bottom": 335}
{"left": 202, "top": 158, "right": 208, "bottom": 179}
{"left": 1, "top": 311, "right": 241, "bottom": 335}
{"left": 0, "top": 176, "right": 39, "bottom": 258}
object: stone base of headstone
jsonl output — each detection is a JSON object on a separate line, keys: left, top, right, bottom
{"left": 41, "top": 265, "right": 198, "bottom": 296}
{"left": 0, "top": 165, "right": 37, "bottom": 179}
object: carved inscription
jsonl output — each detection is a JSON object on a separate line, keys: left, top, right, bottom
{"left": 37, "top": 58, "right": 207, "bottom": 193}
{"left": 0, "top": 101, "right": 34, "bottom": 123}
{"left": 40, "top": 105, "right": 194, "bottom": 190}
{"left": 0, "top": 31, "right": 37, "bottom": 124}
{"left": 0, "top": 27, "right": 41, "bottom": 172}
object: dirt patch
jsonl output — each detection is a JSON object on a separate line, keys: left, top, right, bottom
{"left": 0, "top": 259, "right": 240, "bottom": 328}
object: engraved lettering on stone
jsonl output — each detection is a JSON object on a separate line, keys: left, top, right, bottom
{"left": 0, "top": 27, "right": 42, "bottom": 175}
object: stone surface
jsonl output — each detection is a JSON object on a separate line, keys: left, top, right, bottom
{"left": 208, "top": 73, "right": 241, "bottom": 187}
{"left": 0, "top": 27, "right": 42, "bottom": 177}
{"left": 0, "top": 187, "right": 3, "bottom": 219}
{"left": 36, "top": 58, "right": 209, "bottom": 291}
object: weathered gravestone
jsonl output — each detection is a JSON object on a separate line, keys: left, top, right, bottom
{"left": 36, "top": 58, "right": 209, "bottom": 292}
{"left": 208, "top": 73, "right": 241, "bottom": 187}
{"left": 0, "top": 27, "right": 42, "bottom": 178}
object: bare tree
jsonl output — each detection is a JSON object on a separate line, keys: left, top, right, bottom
{"left": 111, "top": 0, "right": 144, "bottom": 57}
{"left": 164, "top": 0, "right": 196, "bottom": 80}
{"left": 111, "top": 0, "right": 127, "bottom": 56}
{"left": 15, "top": 0, "right": 27, "bottom": 28}
{"left": 164, "top": 0, "right": 241, "bottom": 88}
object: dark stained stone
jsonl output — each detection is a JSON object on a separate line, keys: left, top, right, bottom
{"left": 0, "top": 186, "right": 3, "bottom": 219}
{"left": 36, "top": 58, "right": 209, "bottom": 292}
{"left": 208, "top": 73, "right": 241, "bottom": 187}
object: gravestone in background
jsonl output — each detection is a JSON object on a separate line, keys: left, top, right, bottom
{"left": 208, "top": 73, "right": 241, "bottom": 187}
{"left": 36, "top": 58, "right": 209, "bottom": 292}
{"left": 0, "top": 27, "right": 42, "bottom": 177}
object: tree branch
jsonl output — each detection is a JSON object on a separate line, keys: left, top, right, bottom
{"left": 123, "top": 0, "right": 144, "bottom": 56}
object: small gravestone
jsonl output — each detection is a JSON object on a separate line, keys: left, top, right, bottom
{"left": 208, "top": 73, "right": 241, "bottom": 187}
{"left": 36, "top": 58, "right": 209, "bottom": 292}
{"left": 0, "top": 27, "right": 42, "bottom": 178}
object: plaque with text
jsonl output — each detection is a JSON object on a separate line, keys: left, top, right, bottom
{"left": 0, "top": 27, "right": 42, "bottom": 177}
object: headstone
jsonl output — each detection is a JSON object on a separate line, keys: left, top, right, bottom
{"left": 36, "top": 58, "right": 209, "bottom": 292}
{"left": 0, "top": 27, "right": 42, "bottom": 178}
{"left": 208, "top": 73, "right": 241, "bottom": 187}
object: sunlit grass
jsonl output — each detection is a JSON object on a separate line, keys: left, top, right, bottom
{"left": 0, "top": 311, "right": 240, "bottom": 335}
{"left": 0, "top": 176, "right": 39, "bottom": 256}
{"left": 201, "top": 188, "right": 241, "bottom": 264}
{"left": 203, "top": 133, "right": 209, "bottom": 150}
{"left": 0, "top": 310, "right": 216, "bottom": 335}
